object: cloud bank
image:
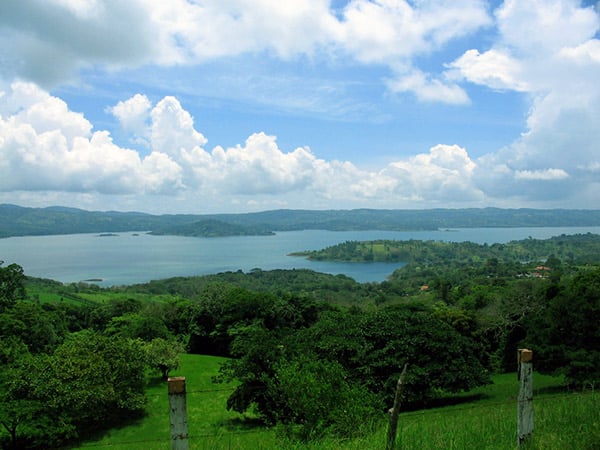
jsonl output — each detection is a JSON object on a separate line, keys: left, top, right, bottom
{"left": 1, "top": 0, "right": 490, "bottom": 100}
{"left": 450, "top": 0, "right": 600, "bottom": 206}
{"left": 0, "top": 82, "right": 485, "bottom": 211}
{"left": 0, "top": 0, "right": 599, "bottom": 212}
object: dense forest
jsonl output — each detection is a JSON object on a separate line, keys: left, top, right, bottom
{"left": 3, "top": 203, "right": 600, "bottom": 237}
{"left": 1, "top": 233, "right": 599, "bottom": 448}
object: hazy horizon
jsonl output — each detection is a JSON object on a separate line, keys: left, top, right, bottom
{"left": 5, "top": 203, "right": 600, "bottom": 216}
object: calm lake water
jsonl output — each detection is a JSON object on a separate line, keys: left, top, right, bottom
{"left": 1, "top": 227, "right": 599, "bottom": 286}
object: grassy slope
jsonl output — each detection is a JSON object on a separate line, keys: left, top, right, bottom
{"left": 73, "top": 354, "right": 599, "bottom": 450}
{"left": 25, "top": 277, "right": 185, "bottom": 306}
{"left": 74, "top": 354, "right": 276, "bottom": 449}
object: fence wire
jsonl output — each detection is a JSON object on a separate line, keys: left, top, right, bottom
{"left": 75, "top": 388, "right": 596, "bottom": 449}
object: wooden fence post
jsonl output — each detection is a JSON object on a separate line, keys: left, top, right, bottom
{"left": 168, "top": 376, "right": 189, "bottom": 450}
{"left": 517, "top": 349, "right": 534, "bottom": 447}
{"left": 386, "top": 363, "right": 409, "bottom": 450}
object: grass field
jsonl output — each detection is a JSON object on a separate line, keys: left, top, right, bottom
{"left": 25, "top": 279, "right": 184, "bottom": 306}
{"left": 75, "top": 354, "right": 277, "bottom": 449}
{"left": 73, "top": 354, "right": 599, "bottom": 450}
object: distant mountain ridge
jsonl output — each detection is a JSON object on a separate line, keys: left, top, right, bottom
{"left": 1, "top": 204, "right": 600, "bottom": 238}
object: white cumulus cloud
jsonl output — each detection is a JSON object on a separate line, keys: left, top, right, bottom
{"left": 109, "top": 93, "right": 152, "bottom": 138}
{"left": 446, "top": 49, "right": 529, "bottom": 91}
{"left": 0, "top": 83, "right": 183, "bottom": 195}
{"left": 450, "top": 0, "right": 600, "bottom": 206}
{"left": 0, "top": 85, "right": 491, "bottom": 210}
{"left": 340, "top": 0, "right": 490, "bottom": 63}
{"left": 386, "top": 69, "right": 469, "bottom": 104}
{"left": 207, "top": 133, "right": 317, "bottom": 195}
{"left": 383, "top": 144, "right": 483, "bottom": 202}
{"left": 150, "top": 96, "right": 208, "bottom": 157}
{"left": 0, "top": 0, "right": 491, "bottom": 104}
{"left": 1, "top": 1, "right": 599, "bottom": 211}
{"left": 515, "top": 169, "right": 569, "bottom": 181}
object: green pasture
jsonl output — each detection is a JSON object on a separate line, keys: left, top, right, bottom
{"left": 75, "top": 354, "right": 277, "bottom": 449}
{"left": 73, "top": 355, "right": 598, "bottom": 450}
{"left": 25, "top": 278, "right": 184, "bottom": 306}
{"left": 287, "top": 373, "right": 598, "bottom": 450}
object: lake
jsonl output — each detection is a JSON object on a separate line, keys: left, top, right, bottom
{"left": 1, "top": 227, "right": 599, "bottom": 286}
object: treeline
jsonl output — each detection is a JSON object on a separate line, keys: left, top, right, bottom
{"left": 3, "top": 203, "right": 600, "bottom": 238}
{"left": 1, "top": 233, "right": 599, "bottom": 447}
{"left": 205, "top": 208, "right": 600, "bottom": 231}
{"left": 123, "top": 268, "right": 363, "bottom": 304}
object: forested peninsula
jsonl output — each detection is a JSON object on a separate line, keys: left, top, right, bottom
{"left": 2, "top": 203, "right": 600, "bottom": 238}
{"left": 291, "top": 232, "right": 600, "bottom": 264}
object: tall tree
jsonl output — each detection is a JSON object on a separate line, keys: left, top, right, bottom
{"left": 0, "top": 262, "right": 25, "bottom": 312}
{"left": 524, "top": 268, "right": 600, "bottom": 387}
{"left": 2, "top": 331, "right": 147, "bottom": 447}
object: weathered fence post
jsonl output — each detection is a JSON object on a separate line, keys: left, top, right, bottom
{"left": 386, "top": 363, "right": 409, "bottom": 450}
{"left": 517, "top": 349, "right": 534, "bottom": 447}
{"left": 168, "top": 376, "right": 189, "bottom": 450}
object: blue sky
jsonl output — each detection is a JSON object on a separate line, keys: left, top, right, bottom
{"left": 1, "top": 0, "right": 599, "bottom": 213}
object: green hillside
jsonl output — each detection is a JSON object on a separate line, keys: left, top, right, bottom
{"left": 2, "top": 233, "right": 598, "bottom": 449}
{"left": 73, "top": 354, "right": 598, "bottom": 450}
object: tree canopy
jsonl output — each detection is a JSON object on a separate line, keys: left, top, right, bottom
{"left": 0, "top": 262, "right": 25, "bottom": 312}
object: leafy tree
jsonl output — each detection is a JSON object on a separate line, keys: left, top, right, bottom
{"left": 0, "top": 354, "right": 76, "bottom": 449}
{"left": 49, "top": 302, "right": 94, "bottom": 333}
{"left": 105, "top": 312, "right": 170, "bottom": 341}
{"left": 297, "top": 305, "right": 490, "bottom": 405}
{"left": 218, "top": 303, "right": 490, "bottom": 438}
{"left": 273, "top": 355, "right": 380, "bottom": 441}
{"left": 189, "top": 284, "right": 323, "bottom": 356}
{"left": 0, "top": 336, "right": 29, "bottom": 366}
{"left": 145, "top": 337, "right": 184, "bottom": 380}
{"left": 188, "top": 284, "right": 270, "bottom": 355}
{"left": 0, "top": 262, "right": 25, "bottom": 312}
{"left": 524, "top": 268, "right": 600, "bottom": 387}
{"left": 216, "top": 323, "right": 286, "bottom": 421}
{"left": 0, "top": 397, "right": 60, "bottom": 450}
{"left": 143, "top": 298, "right": 196, "bottom": 338}
{"left": 2, "top": 331, "right": 147, "bottom": 447}
{"left": 216, "top": 322, "right": 380, "bottom": 439}
{"left": 0, "top": 338, "right": 39, "bottom": 450}
{"left": 0, "top": 302, "right": 66, "bottom": 354}
{"left": 87, "top": 297, "right": 143, "bottom": 331}
{"left": 432, "top": 303, "right": 476, "bottom": 335}
{"left": 475, "top": 279, "right": 547, "bottom": 372}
